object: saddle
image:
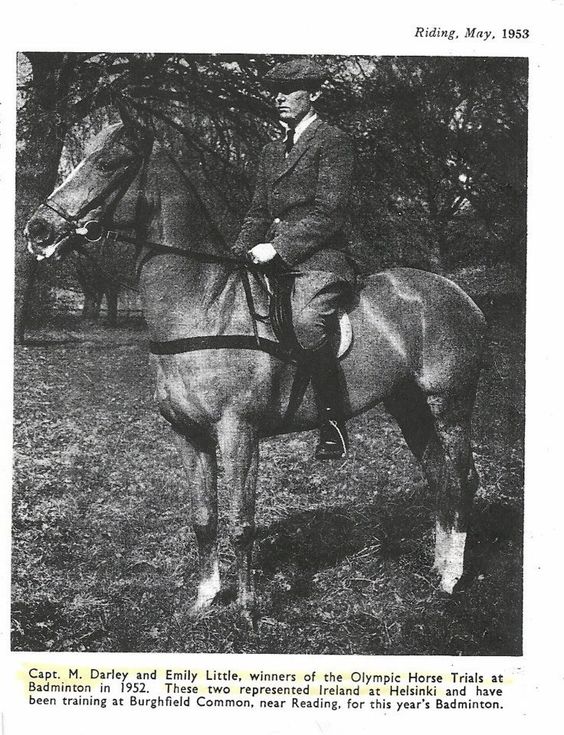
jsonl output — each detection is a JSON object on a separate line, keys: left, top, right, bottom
{"left": 265, "top": 272, "right": 353, "bottom": 360}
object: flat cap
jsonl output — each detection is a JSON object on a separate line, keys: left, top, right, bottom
{"left": 263, "top": 58, "right": 327, "bottom": 90}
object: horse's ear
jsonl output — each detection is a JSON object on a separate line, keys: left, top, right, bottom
{"left": 115, "top": 98, "right": 154, "bottom": 149}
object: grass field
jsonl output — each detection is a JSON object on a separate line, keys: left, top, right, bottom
{"left": 12, "top": 294, "right": 524, "bottom": 655}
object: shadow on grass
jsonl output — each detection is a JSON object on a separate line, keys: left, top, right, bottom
{"left": 253, "top": 493, "right": 522, "bottom": 600}
{"left": 457, "top": 499, "right": 524, "bottom": 591}
{"left": 11, "top": 496, "right": 522, "bottom": 654}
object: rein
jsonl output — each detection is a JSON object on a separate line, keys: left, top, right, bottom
{"left": 75, "top": 225, "right": 271, "bottom": 350}
{"left": 102, "top": 228, "right": 247, "bottom": 267}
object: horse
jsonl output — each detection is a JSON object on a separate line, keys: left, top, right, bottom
{"left": 24, "top": 115, "right": 486, "bottom": 617}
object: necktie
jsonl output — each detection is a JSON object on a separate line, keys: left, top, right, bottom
{"left": 284, "top": 127, "right": 295, "bottom": 155}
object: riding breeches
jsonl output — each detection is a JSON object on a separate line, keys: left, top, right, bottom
{"left": 289, "top": 270, "right": 351, "bottom": 351}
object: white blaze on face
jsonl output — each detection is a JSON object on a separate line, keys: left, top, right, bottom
{"left": 48, "top": 159, "right": 87, "bottom": 199}
{"left": 28, "top": 159, "right": 91, "bottom": 260}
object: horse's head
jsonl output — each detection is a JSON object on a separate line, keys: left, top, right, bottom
{"left": 25, "top": 110, "right": 154, "bottom": 261}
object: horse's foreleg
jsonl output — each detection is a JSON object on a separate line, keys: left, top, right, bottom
{"left": 173, "top": 431, "right": 220, "bottom": 611}
{"left": 426, "top": 392, "right": 479, "bottom": 593}
{"left": 218, "top": 420, "right": 259, "bottom": 612}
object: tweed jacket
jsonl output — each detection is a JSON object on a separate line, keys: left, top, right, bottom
{"left": 235, "top": 118, "right": 355, "bottom": 281}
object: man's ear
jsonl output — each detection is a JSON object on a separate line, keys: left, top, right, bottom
{"left": 309, "top": 90, "right": 322, "bottom": 103}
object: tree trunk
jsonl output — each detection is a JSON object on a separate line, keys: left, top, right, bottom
{"left": 436, "top": 222, "right": 450, "bottom": 271}
{"left": 82, "top": 293, "right": 102, "bottom": 321}
{"left": 105, "top": 291, "right": 119, "bottom": 327}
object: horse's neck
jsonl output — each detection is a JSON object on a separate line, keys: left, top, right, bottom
{"left": 139, "top": 254, "right": 247, "bottom": 341}
{"left": 133, "top": 150, "right": 258, "bottom": 341}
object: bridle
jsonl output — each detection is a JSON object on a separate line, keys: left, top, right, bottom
{"left": 41, "top": 141, "right": 250, "bottom": 268}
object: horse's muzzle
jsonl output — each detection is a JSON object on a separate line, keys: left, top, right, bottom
{"left": 25, "top": 215, "right": 75, "bottom": 261}
{"left": 24, "top": 216, "right": 53, "bottom": 247}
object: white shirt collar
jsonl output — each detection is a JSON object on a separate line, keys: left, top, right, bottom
{"left": 293, "top": 110, "right": 318, "bottom": 143}
{"left": 283, "top": 110, "right": 318, "bottom": 148}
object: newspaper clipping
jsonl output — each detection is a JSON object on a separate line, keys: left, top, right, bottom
{"left": 2, "top": 1, "right": 562, "bottom": 733}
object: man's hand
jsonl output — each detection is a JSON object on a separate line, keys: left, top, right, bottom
{"left": 248, "top": 243, "right": 278, "bottom": 264}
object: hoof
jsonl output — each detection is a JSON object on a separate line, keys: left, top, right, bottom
{"left": 191, "top": 577, "right": 221, "bottom": 614}
{"left": 191, "top": 591, "right": 219, "bottom": 615}
{"left": 439, "top": 573, "right": 460, "bottom": 595}
{"left": 432, "top": 562, "right": 461, "bottom": 594}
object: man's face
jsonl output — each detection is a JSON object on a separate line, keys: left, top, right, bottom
{"left": 275, "top": 88, "right": 317, "bottom": 126}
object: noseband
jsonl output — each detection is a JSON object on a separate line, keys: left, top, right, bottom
{"left": 43, "top": 198, "right": 104, "bottom": 243}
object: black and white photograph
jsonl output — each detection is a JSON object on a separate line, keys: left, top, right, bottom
{"left": 13, "top": 51, "right": 526, "bottom": 655}
{"left": 2, "top": 0, "right": 563, "bottom": 731}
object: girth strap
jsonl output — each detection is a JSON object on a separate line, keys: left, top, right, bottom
{"left": 149, "top": 334, "right": 297, "bottom": 363}
{"left": 148, "top": 334, "right": 313, "bottom": 429}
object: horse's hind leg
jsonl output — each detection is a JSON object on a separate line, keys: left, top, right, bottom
{"left": 426, "top": 387, "right": 480, "bottom": 593}
{"left": 173, "top": 431, "right": 220, "bottom": 611}
{"left": 384, "top": 381, "right": 437, "bottom": 463}
{"left": 218, "top": 419, "right": 259, "bottom": 613}
{"left": 384, "top": 381, "right": 479, "bottom": 593}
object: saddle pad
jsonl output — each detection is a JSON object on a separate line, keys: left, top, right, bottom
{"left": 337, "top": 309, "right": 353, "bottom": 358}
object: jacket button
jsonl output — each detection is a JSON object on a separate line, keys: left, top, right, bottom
{"left": 274, "top": 217, "right": 281, "bottom": 224}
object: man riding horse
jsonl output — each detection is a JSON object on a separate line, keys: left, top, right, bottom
{"left": 232, "top": 58, "right": 355, "bottom": 460}
{"left": 24, "top": 73, "right": 486, "bottom": 605}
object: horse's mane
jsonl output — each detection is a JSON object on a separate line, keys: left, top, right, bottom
{"left": 148, "top": 134, "right": 235, "bottom": 256}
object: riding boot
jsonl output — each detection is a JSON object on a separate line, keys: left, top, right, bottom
{"left": 308, "top": 341, "right": 349, "bottom": 460}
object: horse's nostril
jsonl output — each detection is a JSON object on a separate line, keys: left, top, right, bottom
{"left": 26, "top": 218, "right": 52, "bottom": 243}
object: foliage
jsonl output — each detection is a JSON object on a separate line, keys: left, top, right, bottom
{"left": 323, "top": 56, "right": 527, "bottom": 268}
{"left": 17, "top": 53, "right": 528, "bottom": 321}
